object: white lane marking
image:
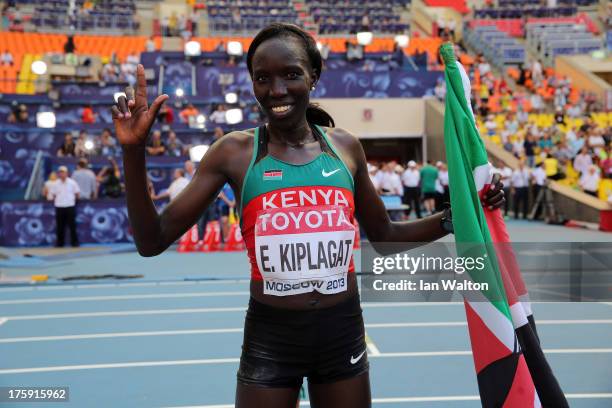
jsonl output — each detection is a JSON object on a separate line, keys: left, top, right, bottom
{"left": 0, "top": 303, "right": 462, "bottom": 321}
{"left": 0, "top": 291, "right": 250, "bottom": 305}
{"left": 365, "top": 333, "right": 381, "bottom": 357}
{"left": 160, "top": 394, "right": 612, "bottom": 407}
{"left": 2, "top": 349, "right": 611, "bottom": 374}
{"left": 4, "top": 319, "right": 612, "bottom": 343}
{"left": 1, "top": 307, "right": 247, "bottom": 321}
{"left": 0, "top": 328, "right": 245, "bottom": 343}
{"left": 0, "top": 280, "right": 250, "bottom": 293}
{"left": 0, "top": 318, "right": 6, "bottom": 326}
{"left": 0, "top": 358, "right": 241, "bottom": 374}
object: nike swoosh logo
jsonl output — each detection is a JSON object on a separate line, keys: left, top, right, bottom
{"left": 350, "top": 350, "right": 366, "bottom": 365}
{"left": 322, "top": 169, "right": 341, "bottom": 177}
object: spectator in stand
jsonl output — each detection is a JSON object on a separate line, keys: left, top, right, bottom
{"left": 401, "top": 160, "right": 421, "bottom": 219}
{"left": 544, "top": 153, "right": 561, "bottom": 180}
{"left": 600, "top": 145, "right": 612, "bottom": 178}
{"left": 368, "top": 164, "right": 379, "bottom": 191}
{"left": 531, "top": 59, "right": 543, "bottom": 87}
{"left": 102, "top": 60, "right": 119, "bottom": 82}
{"left": 42, "top": 171, "right": 57, "bottom": 200}
{"left": 1, "top": 49, "right": 13, "bottom": 66}
{"left": 184, "top": 160, "right": 196, "bottom": 180}
{"left": 360, "top": 13, "right": 370, "bottom": 31}
{"left": 64, "top": 35, "right": 76, "bottom": 54}
{"left": 16, "top": 104, "right": 28, "bottom": 123}
{"left": 169, "top": 12, "right": 178, "bottom": 36}
{"left": 567, "top": 103, "right": 583, "bottom": 118}
{"left": 530, "top": 92, "right": 544, "bottom": 113}
{"left": 346, "top": 40, "right": 364, "bottom": 62}
{"left": 447, "top": 18, "right": 456, "bottom": 40}
{"left": 96, "top": 158, "right": 123, "bottom": 198}
{"left": 157, "top": 104, "right": 175, "bottom": 124}
{"left": 554, "top": 141, "right": 573, "bottom": 163}
{"left": 190, "top": 9, "right": 199, "bottom": 37}
{"left": 436, "top": 15, "right": 445, "bottom": 36}
{"left": 166, "top": 130, "right": 185, "bottom": 157}
{"left": 74, "top": 131, "right": 91, "bottom": 157}
{"left": 120, "top": 59, "right": 137, "bottom": 86}
{"left": 145, "top": 36, "right": 156, "bottom": 52}
{"left": 161, "top": 15, "right": 169, "bottom": 37}
{"left": 374, "top": 161, "right": 402, "bottom": 196}
{"left": 495, "top": 161, "right": 513, "bottom": 217}
{"left": 523, "top": 134, "right": 536, "bottom": 168}
{"left": 434, "top": 78, "right": 446, "bottom": 101}
{"left": 217, "top": 182, "right": 236, "bottom": 241}
{"left": 531, "top": 162, "right": 546, "bottom": 218}
{"left": 437, "top": 162, "right": 449, "bottom": 207}
{"left": 209, "top": 104, "right": 227, "bottom": 124}
{"left": 554, "top": 108, "right": 565, "bottom": 126}
{"left": 247, "top": 105, "right": 262, "bottom": 124}
{"left": 146, "top": 130, "right": 166, "bottom": 156}
{"left": 72, "top": 158, "right": 98, "bottom": 200}
{"left": 179, "top": 103, "right": 199, "bottom": 123}
{"left": 580, "top": 165, "right": 600, "bottom": 197}
{"left": 99, "top": 128, "right": 119, "bottom": 157}
{"left": 587, "top": 128, "right": 606, "bottom": 153}
{"left": 484, "top": 114, "right": 497, "bottom": 137}
{"left": 573, "top": 146, "right": 592, "bottom": 175}
{"left": 153, "top": 168, "right": 190, "bottom": 201}
{"left": 49, "top": 166, "right": 80, "bottom": 247}
{"left": 319, "top": 42, "right": 330, "bottom": 61}
{"left": 511, "top": 160, "right": 530, "bottom": 219}
{"left": 81, "top": 104, "right": 96, "bottom": 124}
{"left": 420, "top": 160, "right": 438, "bottom": 215}
{"left": 6, "top": 111, "right": 16, "bottom": 123}
{"left": 126, "top": 52, "right": 140, "bottom": 68}
{"left": 57, "top": 133, "right": 76, "bottom": 157}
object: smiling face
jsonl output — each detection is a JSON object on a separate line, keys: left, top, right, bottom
{"left": 250, "top": 36, "right": 316, "bottom": 128}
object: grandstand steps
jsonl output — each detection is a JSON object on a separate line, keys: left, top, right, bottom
{"left": 135, "top": 1, "right": 157, "bottom": 36}
{"left": 292, "top": 0, "right": 317, "bottom": 34}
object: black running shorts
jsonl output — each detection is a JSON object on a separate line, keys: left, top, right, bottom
{"left": 237, "top": 294, "right": 369, "bottom": 388}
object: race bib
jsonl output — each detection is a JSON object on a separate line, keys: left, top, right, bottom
{"left": 254, "top": 205, "right": 355, "bottom": 296}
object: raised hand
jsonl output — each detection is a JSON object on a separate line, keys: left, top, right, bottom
{"left": 483, "top": 173, "right": 506, "bottom": 210}
{"left": 111, "top": 64, "right": 168, "bottom": 146}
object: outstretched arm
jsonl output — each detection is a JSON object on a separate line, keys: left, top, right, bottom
{"left": 113, "top": 65, "right": 229, "bottom": 256}
{"left": 332, "top": 129, "right": 504, "bottom": 253}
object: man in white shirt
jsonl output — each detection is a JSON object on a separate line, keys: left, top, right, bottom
{"left": 580, "top": 165, "right": 600, "bottom": 197}
{"left": 72, "top": 158, "right": 97, "bottom": 200}
{"left": 511, "top": 161, "right": 530, "bottom": 219}
{"left": 49, "top": 166, "right": 80, "bottom": 247}
{"left": 437, "top": 162, "right": 449, "bottom": 206}
{"left": 401, "top": 160, "right": 421, "bottom": 218}
{"left": 368, "top": 164, "right": 380, "bottom": 191}
{"left": 530, "top": 163, "right": 547, "bottom": 219}
{"left": 154, "top": 169, "right": 190, "bottom": 201}
{"left": 375, "top": 162, "right": 402, "bottom": 196}
{"left": 573, "top": 146, "right": 592, "bottom": 175}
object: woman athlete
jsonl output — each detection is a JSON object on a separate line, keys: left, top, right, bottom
{"left": 112, "top": 24, "right": 505, "bottom": 408}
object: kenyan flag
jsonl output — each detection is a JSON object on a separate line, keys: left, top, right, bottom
{"left": 440, "top": 43, "right": 568, "bottom": 407}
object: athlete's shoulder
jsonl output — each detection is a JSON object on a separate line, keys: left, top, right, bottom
{"left": 322, "top": 126, "right": 361, "bottom": 151}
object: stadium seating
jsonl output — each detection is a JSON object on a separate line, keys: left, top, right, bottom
{"left": 464, "top": 25, "right": 526, "bottom": 67}
{"left": 29, "top": 0, "right": 139, "bottom": 32}
{"left": 525, "top": 22, "right": 602, "bottom": 65}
